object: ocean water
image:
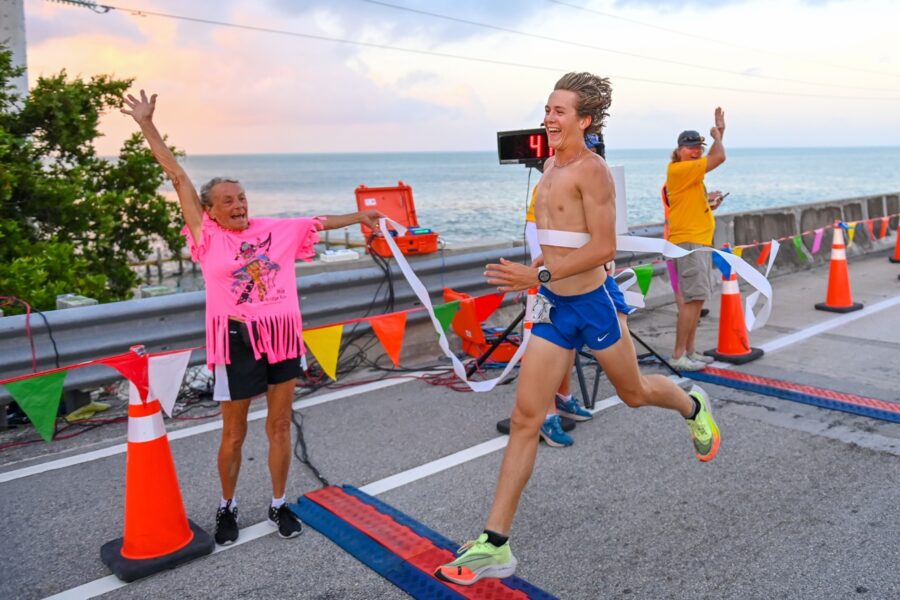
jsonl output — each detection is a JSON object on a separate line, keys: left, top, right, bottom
{"left": 173, "top": 147, "right": 900, "bottom": 244}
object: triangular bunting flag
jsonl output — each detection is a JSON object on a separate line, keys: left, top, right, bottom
{"left": 792, "top": 235, "right": 807, "bottom": 261}
{"left": 148, "top": 350, "right": 193, "bottom": 417}
{"left": 756, "top": 242, "right": 772, "bottom": 266}
{"left": 732, "top": 246, "right": 744, "bottom": 258}
{"left": 811, "top": 228, "right": 825, "bottom": 254}
{"left": 711, "top": 246, "right": 733, "bottom": 279}
{"left": 304, "top": 325, "right": 344, "bottom": 381}
{"left": 847, "top": 224, "right": 857, "bottom": 246}
{"left": 880, "top": 217, "right": 889, "bottom": 239}
{"left": 865, "top": 220, "right": 875, "bottom": 242}
{"left": 99, "top": 352, "right": 149, "bottom": 401}
{"left": 4, "top": 371, "right": 67, "bottom": 442}
{"left": 633, "top": 264, "right": 653, "bottom": 296}
{"left": 473, "top": 293, "right": 505, "bottom": 323}
{"left": 369, "top": 313, "right": 407, "bottom": 368}
{"left": 433, "top": 300, "right": 461, "bottom": 333}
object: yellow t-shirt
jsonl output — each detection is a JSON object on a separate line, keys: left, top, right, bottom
{"left": 525, "top": 185, "right": 538, "bottom": 223}
{"left": 665, "top": 156, "right": 714, "bottom": 246}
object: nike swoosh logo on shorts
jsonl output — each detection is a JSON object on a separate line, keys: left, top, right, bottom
{"left": 597, "top": 333, "right": 610, "bottom": 343}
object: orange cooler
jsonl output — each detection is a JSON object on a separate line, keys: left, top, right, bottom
{"left": 355, "top": 181, "right": 439, "bottom": 258}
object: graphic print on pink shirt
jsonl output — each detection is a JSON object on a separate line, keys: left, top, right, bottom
{"left": 231, "top": 233, "right": 280, "bottom": 305}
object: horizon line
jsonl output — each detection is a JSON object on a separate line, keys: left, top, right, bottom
{"left": 162, "top": 144, "right": 900, "bottom": 158}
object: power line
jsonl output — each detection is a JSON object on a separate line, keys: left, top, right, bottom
{"left": 358, "top": 0, "right": 900, "bottom": 94}
{"left": 549, "top": 0, "right": 900, "bottom": 81}
{"left": 43, "top": 0, "right": 900, "bottom": 101}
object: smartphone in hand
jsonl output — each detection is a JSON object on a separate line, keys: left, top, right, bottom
{"left": 709, "top": 191, "right": 729, "bottom": 207}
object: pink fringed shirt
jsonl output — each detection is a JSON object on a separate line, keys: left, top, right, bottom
{"left": 182, "top": 214, "right": 321, "bottom": 367}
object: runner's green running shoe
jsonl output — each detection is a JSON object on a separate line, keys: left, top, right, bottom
{"left": 686, "top": 385, "right": 720, "bottom": 462}
{"left": 434, "top": 533, "right": 517, "bottom": 585}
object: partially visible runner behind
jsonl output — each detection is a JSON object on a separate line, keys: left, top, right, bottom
{"left": 435, "top": 72, "right": 721, "bottom": 586}
{"left": 122, "top": 90, "right": 381, "bottom": 546}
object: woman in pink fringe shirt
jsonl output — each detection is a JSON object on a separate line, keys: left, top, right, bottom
{"left": 124, "top": 90, "right": 380, "bottom": 545}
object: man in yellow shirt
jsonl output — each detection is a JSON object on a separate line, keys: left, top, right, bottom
{"left": 664, "top": 108, "right": 727, "bottom": 371}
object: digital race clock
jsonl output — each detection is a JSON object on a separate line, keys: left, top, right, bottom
{"left": 497, "top": 128, "right": 555, "bottom": 167}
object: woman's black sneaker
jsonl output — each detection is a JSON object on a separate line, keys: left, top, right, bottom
{"left": 214, "top": 501, "right": 239, "bottom": 545}
{"left": 268, "top": 504, "right": 303, "bottom": 538}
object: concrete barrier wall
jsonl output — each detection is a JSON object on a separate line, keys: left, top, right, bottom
{"left": 713, "top": 192, "right": 899, "bottom": 271}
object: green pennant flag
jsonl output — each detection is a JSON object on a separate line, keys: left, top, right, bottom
{"left": 3, "top": 371, "right": 67, "bottom": 442}
{"left": 792, "top": 235, "right": 807, "bottom": 261}
{"left": 433, "top": 300, "right": 461, "bottom": 334}
{"left": 634, "top": 264, "right": 654, "bottom": 296}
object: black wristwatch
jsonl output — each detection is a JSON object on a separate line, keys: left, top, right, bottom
{"left": 537, "top": 266, "right": 552, "bottom": 284}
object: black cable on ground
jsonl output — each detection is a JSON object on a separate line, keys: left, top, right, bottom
{"left": 291, "top": 409, "right": 330, "bottom": 487}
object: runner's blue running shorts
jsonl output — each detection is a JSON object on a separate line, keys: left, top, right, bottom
{"left": 532, "top": 282, "right": 623, "bottom": 351}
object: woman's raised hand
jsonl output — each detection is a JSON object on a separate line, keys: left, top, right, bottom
{"left": 121, "top": 89, "right": 157, "bottom": 124}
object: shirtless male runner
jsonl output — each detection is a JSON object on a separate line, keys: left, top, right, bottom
{"left": 435, "top": 72, "right": 720, "bottom": 586}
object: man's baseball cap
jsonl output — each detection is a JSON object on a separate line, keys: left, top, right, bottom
{"left": 677, "top": 130, "right": 706, "bottom": 147}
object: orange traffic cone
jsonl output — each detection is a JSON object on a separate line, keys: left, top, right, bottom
{"left": 704, "top": 272, "right": 763, "bottom": 364}
{"left": 890, "top": 221, "right": 900, "bottom": 263}
{"left": 100, "top": 360, "right": 213, "bottom": 582}
{"left": 815, "top": 222, "right": 864, "bottom": 313}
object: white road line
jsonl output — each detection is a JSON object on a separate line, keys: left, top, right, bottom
{"left": 757, "top": 294, "right": 900, "bottom": 354}
{"left": 360, "top": 437, "right": 510, "bottom": 496}
{"left": 44, "top": 521, "right": 277, "bottom": 600}
{"left": 0, "top": 375, "right": 429, "bottom": 484}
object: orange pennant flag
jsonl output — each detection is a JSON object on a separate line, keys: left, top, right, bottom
{"left": 473, "top": 293, "right": 505, "bottom": 323}
{"left": 865, "top": 220, "right": 875, "bottom": 241}
{"left": 304, "top": 325, "right": 344, "bottom": 381}
{"left": 369, "top": 312, "right": 408, "bottom": 368}
{"left": 756, "top": 242, "right": 772, "bottom": 265}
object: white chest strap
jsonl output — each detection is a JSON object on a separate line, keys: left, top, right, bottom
{"left": 536, "top": 229, "right": 591, "bottom": 248}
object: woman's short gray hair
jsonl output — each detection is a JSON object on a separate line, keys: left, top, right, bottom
{"left": 199, "top": 177, "right": 241, "bottom": 208}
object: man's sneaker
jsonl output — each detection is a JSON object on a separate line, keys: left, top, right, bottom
{"left": 555, "top": 394, "right": 593, "bottom": 421}
{"left": 670, "top": 354, "right": 706, "bottom": 371}
{"left": 434, "top": 533, "right": 517, "bottom": 586}
{"left": 268, "top": 504, "right": 303, "bottom": 539}
{"left": 214, "top": 501, "right": 239, "bottom": 546}
{"left": 685, "top": 385, "right": 720, "bottom": 462}
{"left": 688, "top": 351, "right": 715, "bottom": 364}
{"left": 539, "top": 414, "right": 574, "bottom": 447}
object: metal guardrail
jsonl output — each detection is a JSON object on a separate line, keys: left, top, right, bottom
{"left": 0, "top": 244, "right": 530, "bottom": 403}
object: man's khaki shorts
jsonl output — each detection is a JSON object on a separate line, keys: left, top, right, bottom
{"left": 674, "top": 243, "right": 712, "bottom": 303}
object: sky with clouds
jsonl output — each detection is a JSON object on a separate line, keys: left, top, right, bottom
{"left": 14, "top": 0, "right": 900, "bottom": 154}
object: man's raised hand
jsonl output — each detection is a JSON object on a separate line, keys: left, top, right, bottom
{"left": 714, "top": 107, "right": 725, "bottom": 137}
{"left": 121, "top": 90, "right": 157, "bottom": 124}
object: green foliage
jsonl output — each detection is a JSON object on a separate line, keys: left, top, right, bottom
{"left": 0, "top": 45, "right": 182, "bottom": 314}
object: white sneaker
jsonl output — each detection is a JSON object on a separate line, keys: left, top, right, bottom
{"left": 688, "top": 351, "right": 715, "bottom": 364}
{"left": 670, "top": 355, "right": 706, "bottom": 371}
